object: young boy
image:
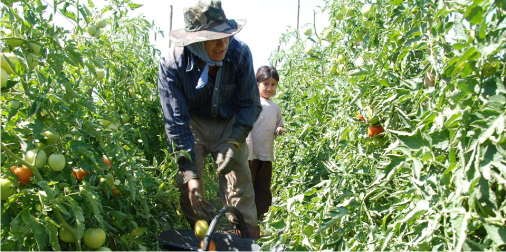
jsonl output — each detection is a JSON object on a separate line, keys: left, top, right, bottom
{"left": 246, "top": 66, "right": 285, "bottom": 219}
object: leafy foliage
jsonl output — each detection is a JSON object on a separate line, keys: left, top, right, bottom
{"left": 262, "top": 0, "right": 506, "bottom": 251}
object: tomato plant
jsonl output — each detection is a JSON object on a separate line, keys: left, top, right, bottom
{"left": 1, "top": 1, "right": 184, "bottom": 251}
{"left": 261, "top": 0, "right": 506, "bottom": 251}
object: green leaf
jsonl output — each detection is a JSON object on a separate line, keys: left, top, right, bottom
{"left": 478, "top": 114, "right": 505, "bottom": 144}
{"left": 390, "top": 127, "right": 431, "bottom": 151}
{"left": 269, "top": 219, "right": 286, "bottom": 230}
{"left": 464, "top": 5, "right": 483, "bottom": 25}
{"left": 46, "top": 224, "right": 61, "bottom": 251}
{"left": 287, "top": 194, "right": 304, "bottom": 211}
{"left": 484, "top": 223, "right": 506, "bottom": 246}
{"left": 477, "top": 29, "right": 506, "bottom": 59}
{"left": 302, "top": 224, "right": 315, "bottom": 237}
{"left": 128, "top": 3, "right": 143, "bottom": 9}
{"left": 398, "top": 200, "right": 430, "bottom": 223}
{"left": 34, "top": 222, "right": 47, "bottom": 250}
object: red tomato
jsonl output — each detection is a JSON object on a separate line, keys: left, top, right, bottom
{"left": 72, "top": 168, "right": 89, "bottom": 181}
{"left": 10, "top": 165, "right": 33, "bottom": 186}
{"left": 368, "top": 124, "right": 384, "bottom": 137}
{"left": 103, "top": 155, "right": 111, "bottom": 168}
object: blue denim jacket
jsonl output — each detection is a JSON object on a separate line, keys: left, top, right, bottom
{"left": 158, "top": 37, "right": 261, "bottom": 180}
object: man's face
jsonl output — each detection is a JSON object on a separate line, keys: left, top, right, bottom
{"left": 204, "top": 37, "right": 230, "bottom": 61}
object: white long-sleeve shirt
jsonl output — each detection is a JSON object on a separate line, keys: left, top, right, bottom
{"left": 246, "top": 97, "right": 284, "bottom": 162}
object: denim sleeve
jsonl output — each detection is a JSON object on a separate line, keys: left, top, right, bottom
{"left": 158, "top": 51, "right": 198, "bottom": 183}
{"left": 229, "top": 43, "right": 262, "bottom": 143}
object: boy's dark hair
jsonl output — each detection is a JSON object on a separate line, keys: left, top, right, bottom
{"left": 256, "top": 65, "right": 279, "bottom": 83}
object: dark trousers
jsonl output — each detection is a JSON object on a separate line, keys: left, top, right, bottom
{"left": 248, "top": 159, "right": 273, "bottom": 217}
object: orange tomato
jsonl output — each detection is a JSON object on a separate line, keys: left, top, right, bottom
{"left": 10, "top": 165, "right": 33, "bottom": 186}
{"left": 111, "top": 185, "right": 120, "bottom": 196}
{"left": 368, "top": 124, "right": 384, "bottom": 137}
{"left": 200, "top": 239, "right": 216, "bottom": 251}
{"left": 103, "top": 155, "right": 111, "bottom": 168}
{"left": 72, "top": 168, "right": 89, "bottom": 181}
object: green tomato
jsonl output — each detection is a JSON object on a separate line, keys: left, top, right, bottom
{"left": 83, "top": 228, "right": 106, "bottom": 249}
{"left": 355, "top": 31, "right": 365, "bottom": 42}
{"left": 346, "top": 8, "right": 355, "bottom": 17}
{"left": 4, "top": 37, "right": 24, "bottom": 48}
{"left": 28, "top": 42, "right": 42, "bottom": 55}
{"left": 361, "top": 4, "right": 374, "bottom": 19}
{"left": 95, "top": 247, "right": 112, "bottom": 251}
{"left": 337, "top": 54, "right": 345, "bottom": 64}
{"left": 26, "top": 149, "right": 47, "bottom": 168}
{"left": 104, "top": 174, "right": 114, "bottom": 187}
{"left": 92, "top": 28, "right": 101, "bottom": 38}
{"left": 59, "top": 227, "right": 77, "bottom": 243}
{"left": 1, "top": 52, "right": 23, "bottom": 74}
{"left": 96, "top": 19, "right": 107, "bottom": 28}
{"left": 42, "top": 130, "right": 60, "bottom": 145}
{"left": 303, "top": 27, "right": 312, "bottom": 36}
{"left": 483, "top": 58, "right": 499, "bottom": 77}
{"left": 1, "top": 178, "right": 15, "bottom": 200}
{"left": 335, "top": 11, "right": 344, "bottom": 20}
{"left": 48, "top": 153, "right": 66, "bottom": 171}
{"left": 108, "top": 123, "right": 119, "bottom": 131}
{"left": 121, "top": 114, "right": 131, "bottom": 124}
{"left": 87, "top": 25, "right": 97, "bottom": 36}
{"left": 98, "top": 118, "right": 112, "bottom": 127}
{"left": 96, "top": 69, "right": 105, "bottom": 80}
{"left": 305, "top": 45, "right": 315, "bottom": 56}
{"left": 324, "top": 30, "right": 333, "bottom": 40}
{"left": 10, "top": 100, "right": 20, "bottom": 109}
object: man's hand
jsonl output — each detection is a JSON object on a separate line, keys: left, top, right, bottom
{"left": 188, "top": 178, "right": 215, "bottom": 217}
{"left": 216, "top": 138, "right": 240, "bottom": 175}
{"left": 276, "top": 127, "right": 286, "bottom": 136}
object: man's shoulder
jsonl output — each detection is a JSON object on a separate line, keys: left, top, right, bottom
{"left": 228, "top": 37, "right": 251, "bottom": 55}
{"left": 161, "top": 46, "right": 187, "bottom": 68}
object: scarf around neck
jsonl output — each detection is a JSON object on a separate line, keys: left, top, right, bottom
{"left": 187, "top": 42, "right": 223, "bottom": 89}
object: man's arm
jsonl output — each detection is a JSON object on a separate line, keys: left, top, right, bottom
{"left": 228, "top": 41, "right": 262, "bottom": 143}
{"left": 158, "top": 53, "right": 199, "bottom": 183}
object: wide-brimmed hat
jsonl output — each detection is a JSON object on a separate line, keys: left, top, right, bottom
{"left": 169, "top": 0, "right": 246, "bottom": 47}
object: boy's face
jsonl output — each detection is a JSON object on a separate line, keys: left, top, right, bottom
{"left": 204, "top": 37, "right": 230, "bottom": 61}
{"left": 258, "top": 77, "right": 278, "bottom": 99}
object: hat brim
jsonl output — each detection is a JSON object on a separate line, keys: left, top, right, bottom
{"left": 169, "top": 19, "right": 246, "bottom": 47}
